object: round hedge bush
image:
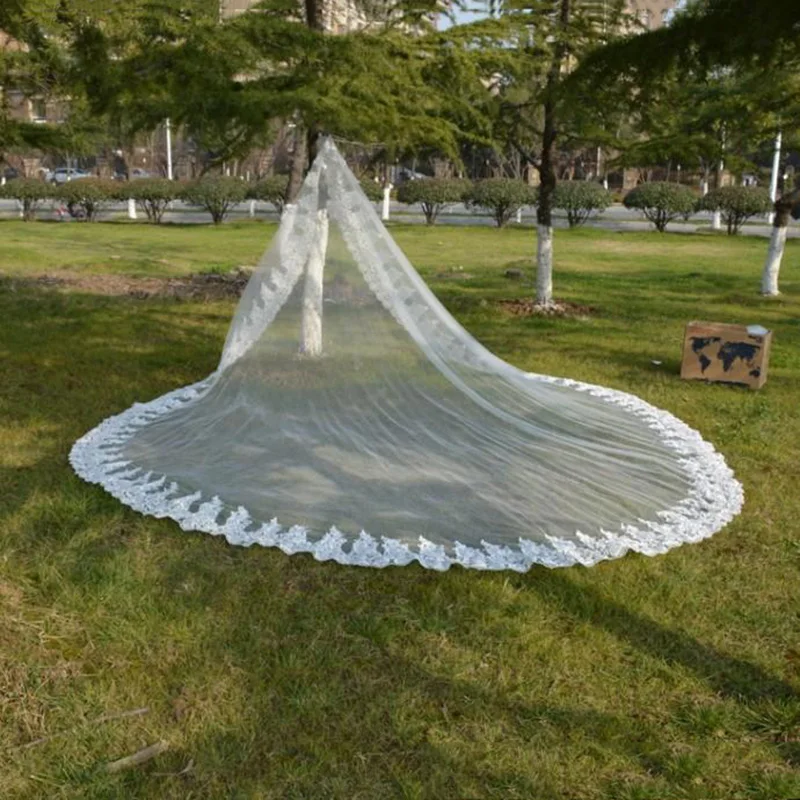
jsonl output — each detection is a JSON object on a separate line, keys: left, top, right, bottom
{"left": 698, "top": 185, "right": 772, "bottom": 234}
{"left": 623, "top": 182, "right": 696, "bottom": 232}
{"left": 181, "top": 176, "right": 248, "bottom": 224}
{"left": 396, "top": 178, "right": 469, "bottom": 225}
{"left": 465, "top": 179, "right": 537, "bottom": 228}
{"left": 553, "top": 181, "right": 612, "bottom": 227}
{"left": 56, "top": 178, "right": 119, "bottom": 221}
{"left": 126, "top": 178, "right": 180, "bottom": 223}
{"left": 0, "top": 178, "right": 51, "bottom": 221}
{"left": 247, "top": 174, "right": 289, "bottom": 213}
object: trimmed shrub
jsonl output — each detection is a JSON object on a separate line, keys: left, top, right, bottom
{"left": 396, "top": 178, "right": 470, "bottom": 225}
{"left": 553, "top": 181, "right": 611, "bottom": 228}
{"left": 181, "top": 176, "right": 247, "bottom": 224}
{"left": 56, "top": 178, "right": 119, "bottom": 221}
{"left": 126, "top": 178, "right": 180, "bottom": 223}
{"left": 359, "top": 178, "right": 384, "bottom": 203}
{"left": 623, "top": 182, "right": 696, "bottom": 232}
{"left": 0, "top": 178, "right": 51, "bottom": 220}
{"left": 466, "top": 179, "right": 537, "bottom": 228}
{"left": 247, "top": 174, "right": 289, "bottom": 213}
{"left": 698, "top": 185, "right": 772, "bottom": 234}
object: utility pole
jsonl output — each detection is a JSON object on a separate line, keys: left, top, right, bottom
{"left": 598, "top": 1, "right": 608, "bottom": 190}
{"left": 712, "top": 125, "right": 726, "bottom": 230}
{"left": 597, "top": 146, "right": 606, "bottom": 188}
{"left": 711, "top": 157, "right": 723, "bottom": 230}
{"left": 165, "top": 118, "right": 174, "bottom": 180}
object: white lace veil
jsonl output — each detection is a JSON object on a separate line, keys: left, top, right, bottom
{"left": 70, "top": 139, "right": 743, "bottom": 571}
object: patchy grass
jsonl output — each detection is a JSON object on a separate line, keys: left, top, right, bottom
{"left": 1, "top": 220, "right": 799, "bottom": 799}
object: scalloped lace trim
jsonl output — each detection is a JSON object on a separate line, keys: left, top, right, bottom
{"left": 68, "top": 371, "right": 743, "bottom": 572}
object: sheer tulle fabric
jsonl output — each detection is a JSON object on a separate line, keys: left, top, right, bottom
{"left": 70, "top": 140, "right": 743, "bottom": 571}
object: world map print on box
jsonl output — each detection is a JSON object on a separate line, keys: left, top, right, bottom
{"left": 681, "top": 321, "right": 773, "bottom": 389}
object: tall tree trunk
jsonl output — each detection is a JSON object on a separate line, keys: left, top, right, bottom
{"left": 285, "top": 125, "right": 308, "bottom": 204}
{"left": 761, "top": 196, "right": 793, "bottom": 295}
{"left": 307, "top": 127, "right": 320, "bottom": 164}
{"left": 535, "top": 0, "right": 570, "bottom": 308}
{"left": 284, "top": 0, "right": 324, "bottom": 205}
{"left": 536, "top": 100, "right": 557, "bottom": 306}
{"left": 305, "top": 0, "right": 322, "bottom": 30}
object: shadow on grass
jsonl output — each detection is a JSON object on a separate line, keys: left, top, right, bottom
{"left": 0, "top": 282, "right": 226, "bottom": 541}
{"left": 185, "top": 635, "right": 669, "bottom": 797}
{"left": 138, "top": 547, "right": 798, "bottom": 797}
{"left": 140, "top": 554, "right": 666, "bottom": 796}
{"left": 514, "top": 570, "right": 797, "bottom": 703}
{"left": 3, "top": 281, "right": 798, "bottom": 797}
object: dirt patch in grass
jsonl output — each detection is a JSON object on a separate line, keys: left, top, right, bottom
{"left": 497, "top": 298, "right": 595, "bottom": 318}
{"left": 9, "top": 269, "right": 254, "bottom": 300}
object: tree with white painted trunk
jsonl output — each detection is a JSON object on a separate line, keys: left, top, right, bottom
{"left": 761, "top": 192, "right": 798, "bottom": 296}
{"left": 488, "top": 0, "right": 628, "bottom": 307}
{"left": 574, "top": 1, "right": 800, "bottom": 299}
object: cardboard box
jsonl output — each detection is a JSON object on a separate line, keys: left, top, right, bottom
{"left": 681, "top": 321, "right": 772, "bottom": 390}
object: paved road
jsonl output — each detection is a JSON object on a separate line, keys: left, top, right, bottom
{"left": 1, "top": 199, "right": 797, "bottom": 238}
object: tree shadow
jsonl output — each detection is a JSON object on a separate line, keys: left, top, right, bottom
{"left": 131, "top": 554, "right": 686, "bottom": 798}
{"left": 510, "top": 569, "right": 796, "bottom": 703}
{"left": 0, "top": 281, "right": 224, "bottom": 560}
{"left": 3, "top": 278, "right": 798, "bottom": 797}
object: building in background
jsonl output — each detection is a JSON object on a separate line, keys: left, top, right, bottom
{"left": 482, "top": 0, "right": 680, "bottom": 28}
{"left": 626, "top": 0, "right": 680, "bottom": 30}
{"left": 0, "top": 31, "right": 70, "bottom": 178}
{"left": 220, "top": 0, "right": 370, "bottom": 32}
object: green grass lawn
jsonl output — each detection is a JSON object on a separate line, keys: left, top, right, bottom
{"left": 1, "top": 220, "right": 799, "bottom": 799}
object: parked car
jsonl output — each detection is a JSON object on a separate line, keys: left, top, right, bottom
{"left": 46, "top": 167, "right": 92, "bottom": 185}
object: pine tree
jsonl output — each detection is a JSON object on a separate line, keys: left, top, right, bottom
{"left": 476, "top": 0, "right": 626, "bottom": 306}
{"left": 64, "top": 0, "right": 471, "bottom": 199}
{"left": 223, "top": 0, "right": 465, "bottom": 203}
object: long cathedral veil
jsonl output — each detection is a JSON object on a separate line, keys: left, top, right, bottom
{"left": 70, "top": 139, "right": 742, "bottom": 571}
